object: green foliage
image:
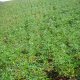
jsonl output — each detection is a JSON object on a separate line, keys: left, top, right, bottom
{"left": 0, "top": 0, "right": 80, "bottom": 80}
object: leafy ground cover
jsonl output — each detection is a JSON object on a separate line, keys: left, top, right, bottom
{"left": 0, "top": 0, "right": 80, "bottom": 80}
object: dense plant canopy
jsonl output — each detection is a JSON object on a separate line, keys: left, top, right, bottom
{"left": 0, "top": 0, "right": 80, "bottom": 80}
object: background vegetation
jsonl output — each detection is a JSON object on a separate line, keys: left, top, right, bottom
{"left": 0, "top": 0, "right": 80, "bottom": 80}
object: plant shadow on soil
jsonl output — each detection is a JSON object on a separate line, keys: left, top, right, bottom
{"left": 44, "top": 70, "right": 70, "bottom": 80}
